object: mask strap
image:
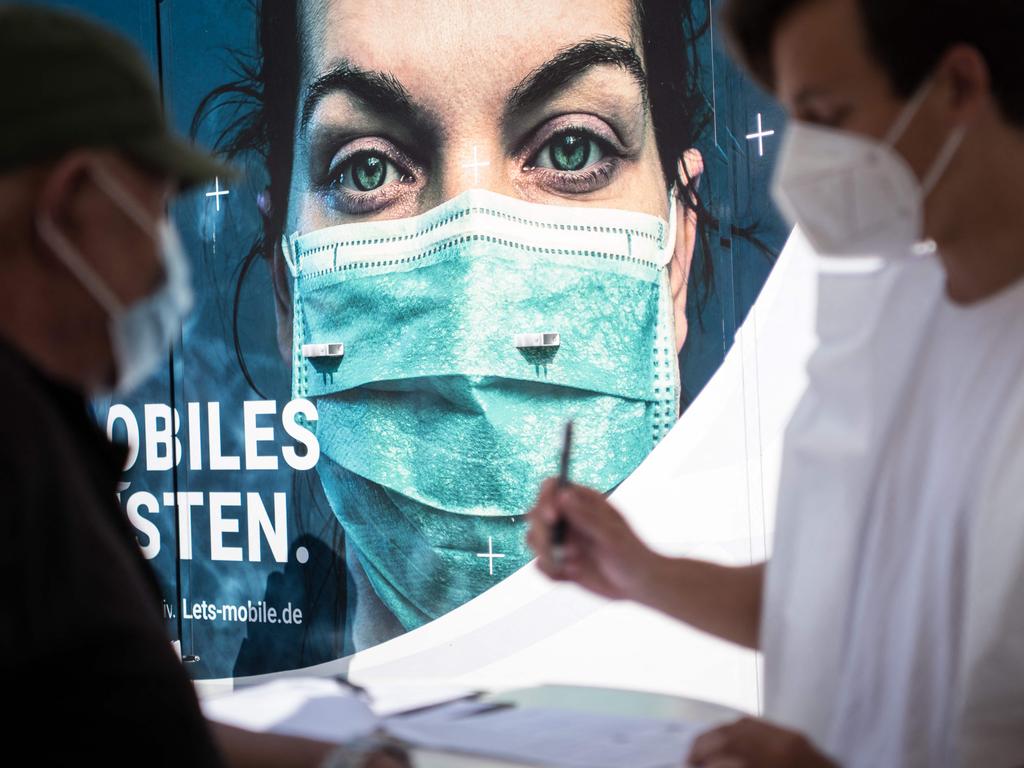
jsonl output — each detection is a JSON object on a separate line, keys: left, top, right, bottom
{"left": 657, "top": 188, "right": 678, "bottom": 268}
{"left": 884, "top": 81, "right": 935, "bottom": 147}
{"left": 883, "top": 74, "right": 968, "bottom": 197}
{"left": 280, "top": 233, "right": 299, "bottom": 278}
{"left": 37, "top": 214, "right": 126, "bottom": 314}
{"left": 90, "top": 163, "right": 161, "bottom": 239}
{"left": 883, "top": 71, "right": 944, "bottom": 147}
{"left": 921, "top": 124, "right": 967, "bottom": 196}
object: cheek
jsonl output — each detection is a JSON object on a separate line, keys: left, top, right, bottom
{"left": 134, "top": 240, "right": 166, "bottom": 303}
{"left": 628, "top": 144, "right": 674, "bottom": 218}
{"left": 82, "top": 222, "right": 157, "bottom": 305}
{"left": 285, "top": 158, "right": 311, "bottom": 234}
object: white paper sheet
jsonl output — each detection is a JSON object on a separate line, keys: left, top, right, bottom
{"left": 203, "top": 678, "right": 705, "bottom": 766}
{"left": 357, "top": 679, "right": 481, "bottom": 717}
{"left": 386, "top": 705, "right": 703, "bottom": 768}
{"left": 201, "top": 678, "right": 379, "bottom": 744}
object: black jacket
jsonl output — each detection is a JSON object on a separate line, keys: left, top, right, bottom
{"left": 0, "top": 340, "right": 224, "bottom": 765}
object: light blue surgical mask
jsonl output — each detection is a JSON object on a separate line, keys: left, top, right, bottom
{"left": 284, "top": 188, "right": 679, "bottom": 633}
{"left": 37, "top": 164, "right": 193, "bottom": 394}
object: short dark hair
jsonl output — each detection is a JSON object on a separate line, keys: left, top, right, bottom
{"left": 721, "top": 0, "right": 1024, "bottom": 126}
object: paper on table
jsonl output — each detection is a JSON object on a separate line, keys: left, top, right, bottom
{"left": 385, "top": 705, "right": 703, "bottom": 768}
{"left": 201, "top": 678, "right": 379, "bottom": 744}
{"left": 384, "top": 698, "right": 508, "bottom": 726}
{"left": 356, "top": 679, "right": 481, "bottom": 717}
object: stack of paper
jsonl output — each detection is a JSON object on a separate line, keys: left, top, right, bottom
{"left": 201, "top": 678, "right": 379, "bottom": 744}
{"left": 203, "top": 678, "right": 703, "bottom": 767}
{"left": 387, "top": 700, "right": 701, "bottom": 768}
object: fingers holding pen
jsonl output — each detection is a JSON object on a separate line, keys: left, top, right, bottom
{"left": 529, "top": 479, "right": 624, "bottom": 547}
{"left": 552, "top": 483, "right": 626, "bottom": 547}
{"left": 528, "top": 477, "right": 585, "bottom": 577}
{"left": 530, "top": 476, "right": 561, "bottom": 524}
{"left": 527, "top": 476, "right": 559, "bottom": 550}
{"left": 527, "top": 476, "right": 557, "bottom": 573}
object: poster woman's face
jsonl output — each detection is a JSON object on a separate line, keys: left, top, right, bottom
{"left": 276, "top": 0, "right": 699, "bottom": 354}
{"left": 248, "top": 0, "right": 706, "bottom": 644}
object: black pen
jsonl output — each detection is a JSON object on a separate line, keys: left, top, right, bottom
{"left": 551, "top": 420, "right": 573, "bottom": 568}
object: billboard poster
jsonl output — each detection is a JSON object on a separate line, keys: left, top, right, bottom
{"left": 29, "top": 0, "right": 789, "bottom": 681}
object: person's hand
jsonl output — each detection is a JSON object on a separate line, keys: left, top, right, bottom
{"left": 526, "top": 477, "right": 662, "bottom": 602}
{"left": 688, "top": 717, "right": 837, "bottom": 768}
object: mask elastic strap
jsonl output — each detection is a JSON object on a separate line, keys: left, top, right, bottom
{"left": 884, "top": 75, "right": 967, "bottom": 198}
{"left": 91, "top": 163, "right": 161, "bottom": 239}
{"left": 37, "top": 214, "right": 126, "bottom": 314}
{"left": 921, "top": 124, "right": 967, "bottom": 196}
{"left": 657, "top": 188, "right": 678, "bottom": 268}
{"left": 884, "top": 75, "right": 938, "bottom": 147}
{"left": 280, "top": 233, "right": 299, "bottom": 278}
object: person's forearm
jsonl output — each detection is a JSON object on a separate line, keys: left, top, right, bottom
{"left": 633, "top": 557, "right": 765, "bottom": 649}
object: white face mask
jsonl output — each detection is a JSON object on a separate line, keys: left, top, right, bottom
{"left": 37, "top": 164, "right": 194, "bottom": 395}
{"left": 771, "top": 76, "right": 967, "bottom": 257}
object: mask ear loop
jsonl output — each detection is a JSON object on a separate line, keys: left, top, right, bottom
{"left": 280, "top": 233, "right": 299, "bottom": 278}
{"left": 90, "top": 163, "right": 162, "bottom": 239}
{"left": 36, "top": 213, "right": 126, "bottom": 315}
{"left": 656, "top": 186, "right": 678, "bottom": 268}
{"left": 884, "top": 77, "right": 937, "bottom": 147}
{"left": 921, "top": 124, "right": 968, "bottom": 196}
{"left": 884, "top": 75, "right": 968, "bottom": 198}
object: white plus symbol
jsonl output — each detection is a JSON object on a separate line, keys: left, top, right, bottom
{"left": 205, "top": 176, "right": 230, "bottom": 211}
{"left": 476, "top": 536, "right": 505, "bottom": 576}
{"left": 745, "top": 113, "right": 776, "bottom": 157}
{"left": 462, "top": 145, "right": 490, "bottom": 185}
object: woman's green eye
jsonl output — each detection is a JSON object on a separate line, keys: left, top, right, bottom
{"left": 534, "top": 131, "right": 605, "bottom": 172}
{"left": 337, "top": 151, "right": 391, "bottom": 191}
{"left": 550, "top": 133, "right": 589, "bottom": 170}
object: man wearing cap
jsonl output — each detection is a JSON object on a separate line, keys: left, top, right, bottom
{"left": 0, "top": 6, "right": 405, "bottom": 767}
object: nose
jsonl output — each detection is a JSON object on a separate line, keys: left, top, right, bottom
{"left": 426, "top": 140, "right": 517, "bottom": 207}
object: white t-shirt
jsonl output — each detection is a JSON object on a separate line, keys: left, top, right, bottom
{"left": 761, "top": 253, "right": 1024, "bottom": 767}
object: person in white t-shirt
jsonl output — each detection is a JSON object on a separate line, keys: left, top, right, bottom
{"left": 526, "top": 1, "right": 1024, "bottom": 766}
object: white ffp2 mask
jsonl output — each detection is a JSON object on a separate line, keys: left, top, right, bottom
{"left": 771, "top": 77, "right": 967, "bottom": 257}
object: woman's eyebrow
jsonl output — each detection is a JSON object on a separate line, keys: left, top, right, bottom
{"left": 300, "top": 38, "right": 645, "bottom": 140}
{"left": 300, "top": 58, "right": 441, "bottom": 141}
{"left": 503, "top": 35, "right": 649, "bottom": 121}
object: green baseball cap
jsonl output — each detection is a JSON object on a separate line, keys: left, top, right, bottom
{"left": 0, "top": 4, "right": 233, "bottom": 189}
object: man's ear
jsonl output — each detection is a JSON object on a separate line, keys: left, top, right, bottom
{"left": 268, "top": 238, "right": 293, "bottom": 364}
{"left": 942, "top": 43, "right": 990, "bottom": 123}
{"left": 669, "top": 147, "right": 704, "bottom": 355}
